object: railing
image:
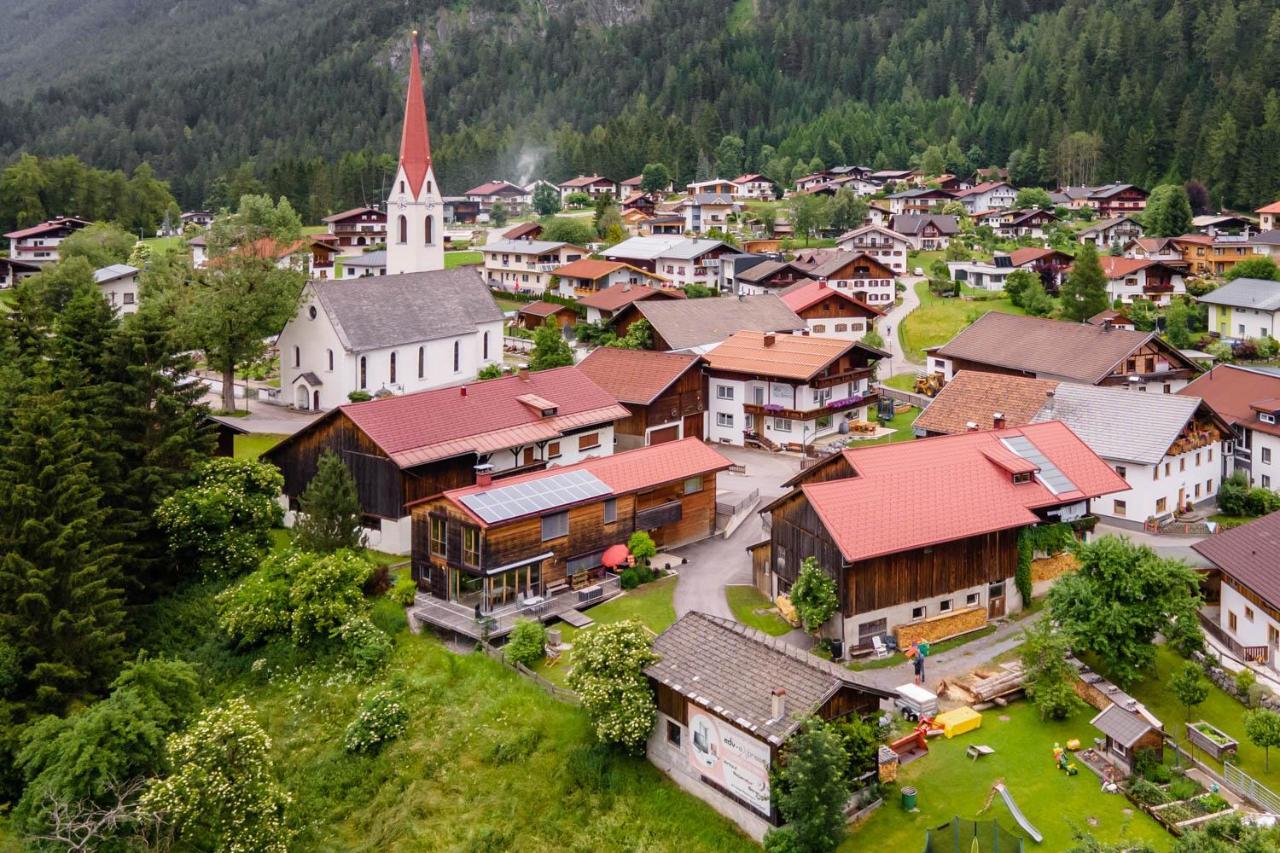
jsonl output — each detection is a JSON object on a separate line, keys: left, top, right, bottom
{"left": 1225, "top": 763, "right": 1280, "bottom": 814}
{"left": 716, "top": 488, "right": 759, "bottom": 518}
{"left": 480, "top": 643, "right": 580, "bottom": 704}
{"left": 1198, "top": 611, "right": 1269, "bottom": 663}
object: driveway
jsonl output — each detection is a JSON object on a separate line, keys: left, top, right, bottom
{"left": 200, "top": 390, "right": 322, "bottom": 435}
{"left": 1094, "top": 522, "right": 1211, "bottom": 566}
{"left": 671, "top": 445, "right": 800, "bottom": 620}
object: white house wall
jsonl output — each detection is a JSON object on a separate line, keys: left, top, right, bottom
{"left": 1093, "top": 444, "right": 1224, "bottom": 526}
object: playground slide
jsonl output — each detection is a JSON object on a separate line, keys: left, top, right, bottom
{"left": 994, "top": 783, "right": 1043, "bottom": 844}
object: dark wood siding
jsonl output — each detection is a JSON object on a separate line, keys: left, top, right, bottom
{"left": 266, "top": 412, "right": 406, "bottom": 519}
{"left": 767, "top": 491, "right": 850, "bottom": 605}
{"left": 845, "top": 529, "right": 1019, "bottom": 614}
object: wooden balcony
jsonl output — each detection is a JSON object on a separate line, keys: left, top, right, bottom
{"left": 743, "top": 390, "right": 878, "bottom": 422}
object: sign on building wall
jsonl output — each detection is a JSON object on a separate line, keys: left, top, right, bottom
{"left": 687, "top": 705, "right": 772, "bottom": 815}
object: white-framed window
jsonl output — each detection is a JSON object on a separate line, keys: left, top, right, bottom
{"left": 716, "top": 384, "right": 734, "bottom": 400}
{"left": 773, "top": 418, "right": 792, "bottom": 432}
{"left": 541, "top": 511, "right": 569, "bottom": 541}
{"left": 683, "top": 476, "right": 703, "bottom": 495}
{"left": 966, "top": 592, "right": 980, "bottom": 607}
{"left": 939, "top": 599, "right": 953, "bottom": 613}
{"left": 911, "top": 605, "right": 926, "bottom": 620}
{"left": 716, "top": 412, "right": 734, "bottom": 428}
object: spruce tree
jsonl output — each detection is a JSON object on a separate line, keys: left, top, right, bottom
{"left": 1060, "top": 242, "right": 1109, "bottom": 322}
{"left": 0, "top": 391, "right": 126, "bottom": 712}
{"left": 294, "top": 451, "right": 364, "bottom": 553}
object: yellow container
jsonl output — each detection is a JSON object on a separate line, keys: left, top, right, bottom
{"left": 934, "top": 706, "right": 983, "bottom": 739}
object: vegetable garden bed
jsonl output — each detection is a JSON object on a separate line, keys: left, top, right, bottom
{"left": 1186, "top": 720, "right": 1239, "bottom": 761}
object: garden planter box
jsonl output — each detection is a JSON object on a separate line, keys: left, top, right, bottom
{"left": 1186, "top": 721, "right": 1238, "bottom": 761}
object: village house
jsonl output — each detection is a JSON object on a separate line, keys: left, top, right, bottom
{"left": 890, "top": 214, "right": 959, "bottom": 250}
{"left": 974, "top": 208, "right": 1059, "bottom": 240}
{"left": 1193, "top": 511, "right": 1280, "bottom": 669}
{"left": 1124, "top": 237, "right": 1183, "bottom": 263}
{"left": 641, "top": 213, "right": 687, "bottom": 237}
{"left": 1193, "top": 214, "right": 1255, "bottom": 236}
{"left": 732, "top": 261, "right": 812, "bottom": 296}
{"left": 677, "top": 183, "right": 737, "bottom": 234}
{"left": 885, "top": 187, "right": 955, "bottom": 215}
{"left": 577, "top": 348, "right": 706, "bottom": 448}
{"left": 180, "top": 210, "right": 214, "bottom": 229}
{"left": 946, "top": 248, "right": 1072, "bottom": 293}
{"left": 954, "top": 181, "right": 1017, "bottom": 213}
{"left": 322, "top": 206, "right": 387, "bottom": 253}
{"left": 277, "top": 268, "right": 504, "bottom": 412}
{"left": 189, "top": 235, "right": 209, "bottom": 269}
{"left": 704, "top": 330, "right": 885, "bottom": 450}
{"left": 93, "top": 264, "right": 140, "bottom": 315}
{"left": 1051, "top": 183, "right": 1148, "bottom": 217}
{"left": 1257, "top": 201, "right": 1280, "bottom": 232}
{"left": 559, "top": 175, "right": 618, "bottom": 202}
{"left": 4, "top": 216, "right": 91, "bottom": 265}
{"left": 464, "top": 180, "right": 530, "bottom": 216}
{"left": 731, "top": 173, "right": 776, "bottom": 200}
{"left": 265, "top": 365, "right": 628, "bottom": 554}
{"left": 913, "top": 371, "right": 1061, "bottom": 438}
{"left": 779, "top": 280, "right": 883, "bottom": 341}
{"left": 1165, "top": 234, "right": 1259, "bottom": 279}
{"left": 336, "top": 250, "right": 387, "bottom": 279}
{"left": 609, "top": 294, "right": 806, "bottom": 353}
{"left": 925, "top": 312, "right": 1202, "bottom": 392}
{"left": 514, "top": 301, "right": 578, "bottom": 333}
{"left": 752, "top": 422, "right": 1127, "bottom": 651}
{"left": 482, "top": 238, "right": 588, "bottom": 292}
{"left": 551, "top": 258, "right": 670, "bottom": 299}
{"left": 576, "top": 282, "right": 685, "bottom": 325}
{"left": 797, "top": 251, "right": 898, "bottom": 306}
{"left": 645, "top": 612, "right": 891, "bottom": 840}
{"left": 603, "top": 236, "right": 734, "bottom": 289}
{"left": 1087, "top": 309, "right": 1137, "bottom": 331}
{"left": 523, "top": 178, "right": 560, "bottom": 201}
{"left": 442, "top": 197, "right": 480, "bottom": 225}
{"left": 1198, "top": 278, "right": 1280, "bottom": 340}
{"left": 408, "top": 438, "right": 731, "bottom": 622}
{"left": 1097, "top": 256, "right": 1186, "bottom": 306}
{"left": 833, "top": 225, "right": 911, "bottom": 275}
{"left": 498, "top": 221, "right": 543, "bottom": 241}
{"left": 1248, "top": 230, "right": 1280, "bottom": 262}
{"left": 1078, "top": 215, "right": 1145, "bottom": 250}
{"left": 868, "top": 168, "right": 917, "bottom": 186}
{"left": 0, "top": 256, "right": 40, "bottom": 289}
{"left": 1182, "top": 364, "right": 1280, "bottom": 492}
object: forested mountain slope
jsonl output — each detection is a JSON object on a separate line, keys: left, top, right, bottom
{"left": 1, "top": 0, "right": 1276, "bottom": 214}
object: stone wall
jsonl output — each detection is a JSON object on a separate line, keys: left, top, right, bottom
{"left": 894, "top": 605, "right": 988, "bottom": 648}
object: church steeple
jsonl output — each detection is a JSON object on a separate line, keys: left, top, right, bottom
{"left": 385, "top": 30, "right": 445, "bottom": 275}
{"left": 398, "top": 32, "right": 432, "bottom": 198}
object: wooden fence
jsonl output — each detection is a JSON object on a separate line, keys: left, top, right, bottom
{"left": 481, "top": 643, "right": 580, "bottom": 704}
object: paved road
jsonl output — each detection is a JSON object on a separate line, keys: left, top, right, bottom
{"left": 202, "top": 391, "right": 321, "bottom": 435}
{"left": 671, "top": 446, "right": 800, "bottom": 620}
{"left": 1095, "top": 522, "right": 1211, "bottom": 566}
{"left": 879, "top": 275, "right": 924, "bottom": 378}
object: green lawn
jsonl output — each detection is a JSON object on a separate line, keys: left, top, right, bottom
{"left": 881, "top": 373, "right": 920, "bottom": 393}
{"left": 725, "top": 584, "right": 792, "bottom": 636}
{"left": 1210, "top": 513, "right": 1254, "bottom": 530}
{"left": 531, "top": 575, "right": 678, "bottom": 686}
{"left": 851, "top": 700, "right": 1170, "bottom": 851}
{"left": 907, "top": 249, "right": 945, "bottom": 273}
{"left": 141, "top": 234, "right": 183, "bottom": 252}
{"left": 900, "top": 281, "right": 1026, "bottom": 361}
{"left": 1114, "top": 645, "right": 1280, "bottom": 784}
{"left": 495, "top": 296, "right": 522, "bottom": 312}
{"left": 445, "top": 250, "right": 482, "bottom": 268}
{"left": 234, "top": 432, "right": 289, "bottom": 459}
{"left": 855, "top": 406, "right": 920, "bottom": 446}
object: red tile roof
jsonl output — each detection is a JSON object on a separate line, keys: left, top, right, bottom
{"left": 318, "top": 366, "right": 629, "bottom": 469}
{"left": 4, "top": 216, "right": 91, "bottom": 239}
{"left": 517, "top": 300, "right": 575, "bottom": 317}
{"left": 1180, "top": 365, "right": 1280, "bottom": 438}
{"left": 576, "top": 282, "right": 684, "bottom": 311}
{"left": 553, "top": 259, "right": 631, "bottom": 280}
{"left": 576, "top": 348, "right": 702, "bottom": 405}
{"left": 465, "top": 180, "right": 523, "bottom": 196}
{"left": 954, "top": 181, "right": 1010, "bottom": 197}
{"left": 1257, "top": 201, "right": 1280, "bottom": 214}
{"left": 801, "top": 422, "right": 1129, "bottom": 562}
{"left": 398, "top": 35, "right": 433, "bottom": 197}
{"left": 1009, "top": 247, "right": 1057, "bottom": 267}
{"left": 779, "top": 281, "right": 885, "bottom": 316}
{"left": 1098, "top": 256, "right": 1156, "bottom": 278}
{"left": 560, "top": 175, "right": 613, "bottom": 188}
{"left": 502, "top": 222, "right": 541, "bottom": 240}
{"left": 1193, "top": 511, "right": 1280, "bottom": 607}
{"left": 441, "top": 437, "right": 732, "bottom": 526}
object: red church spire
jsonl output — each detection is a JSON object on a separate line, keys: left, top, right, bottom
{"left": 398, "top": 31, "right": 432, "bottom": 197}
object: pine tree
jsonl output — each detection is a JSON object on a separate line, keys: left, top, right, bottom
{"left": 294, "top": 451, "right": 364, "bottom": 553}
{"left": 0, "top": 391, "right": 126, "bottom": 712}
{"left": 1060, "top": 242, "right": 1109, "bottom": 322}
{"left": 1143, "top": 184, "right": 1193, "bottom": 237}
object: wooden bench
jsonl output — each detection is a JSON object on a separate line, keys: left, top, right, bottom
{"left": 967, "top": 744, "right": 995, "bottom": 761}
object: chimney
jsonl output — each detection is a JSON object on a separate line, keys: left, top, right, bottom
{"left": 1102, "top": 319, "right": 1113, "bottom": 332}
{"left": 771, "top": 688, "right": 787, "bottom": 720}
{"left": 965, "top": 421, "right": 979, "bottom": 432}
{"left": 763, "top": 332, "right": 776, "bottom": 347}
{"left": 518, "top": 368, "right": 530, "bottom": 381}
{"left": 1044, "top": 389, "right": 1055, "bottom": 416}
{"left": 460, "top": 385, "right": 468, "bottom": 397}
{"left": 993, "top": 411, "right": 1005, "bottom": 430}
{"left": 474, "top": 463, "right": 494, "bottom": 487}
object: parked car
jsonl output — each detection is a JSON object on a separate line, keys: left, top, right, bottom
{"left": 913, "top": 266, "right": 924, "bottom": 276}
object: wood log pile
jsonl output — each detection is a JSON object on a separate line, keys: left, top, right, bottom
{"left": 948, "top": 661, "right": 1026, "bottom": 705}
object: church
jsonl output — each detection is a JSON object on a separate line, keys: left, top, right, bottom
{"left": 277, "top": 33, "right": 504, "bottom": 410}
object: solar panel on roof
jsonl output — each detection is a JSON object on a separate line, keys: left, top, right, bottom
{"left": 459, "top": 469, "right": 612, "bottom": 523}
{"left": 1001, "top": 435, "right": 1078, "bottom": 495}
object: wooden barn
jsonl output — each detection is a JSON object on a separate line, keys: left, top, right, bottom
{"left": 262, "top": 366, "right": 628, "bottom": 554}
{"left": 754, "top": 422, "right": 1128, "bottom": 656}
{"left": 408, "top": 438, "right": 731, "bottom": 612}
{"left": 576, "top": 348, "right": 706, "bottom": 448}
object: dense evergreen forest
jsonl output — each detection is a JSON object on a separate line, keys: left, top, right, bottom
{"left": 1, "top": 0, "right": 1278, "bottom": 221}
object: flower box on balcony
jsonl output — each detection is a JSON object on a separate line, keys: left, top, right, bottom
{"left": 762, "top": 404, "right": 784, "bottom": 414}
{"left": 827, "top": 394, "right": 867, "bottom": 410}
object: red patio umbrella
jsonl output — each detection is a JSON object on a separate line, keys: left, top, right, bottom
{"left": 601, "top": 543, "right": 631, "bottom": 569}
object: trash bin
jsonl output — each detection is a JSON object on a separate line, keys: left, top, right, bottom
{"left": 901, "top": 786, "right": 918, "bottom": 811}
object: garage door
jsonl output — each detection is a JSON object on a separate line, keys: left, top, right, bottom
{"left": 648, "top": 424, "right": 680, "bottom": 445}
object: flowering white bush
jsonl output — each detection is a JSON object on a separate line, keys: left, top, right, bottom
{"left": 566, "top": 621, "right": 657, "bottom": 751}
{"left": 141, "top": 697, "right": 294, "bottom": 852}
{"left": 343, "top": 687, "right": 409, "bottom": 752}
{"left": 336, "top": 614, "right": 393, "bottom": 677}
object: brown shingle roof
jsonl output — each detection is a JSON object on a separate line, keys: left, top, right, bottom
{"left": 1193, "top": 511, "right": 1280, "bottom": 609}
{"left": 518, "top": 300, "right": 574, "bottom": 318}
{"left": 576, "top": 348, "right": 702, "bottom": 405}
{"left": 914, "top": 371, "right": 1060, "bottom": 435}
{"left": 933, "top": 313, "right": 1190, "bottom": 385}
{"left": 646, "top": 612, "right": 892, "bottom": 744}
{"left": 1180, "top": 365, "right": 1280, "bottom": 438}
